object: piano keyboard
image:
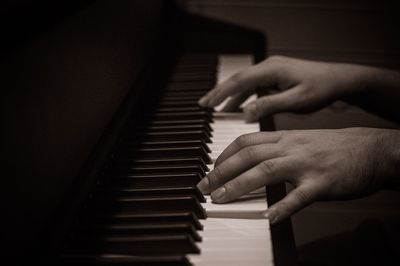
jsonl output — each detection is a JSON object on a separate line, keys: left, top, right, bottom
{"left": 59, "top": 54, "right": 272, "bottom": 266}
{"left": 188, "top": 55, "right": 272, "bottom": 266}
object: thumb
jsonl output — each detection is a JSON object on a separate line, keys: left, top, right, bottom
{"left": 243, "top": 85, "right": 303, "bottom": 122}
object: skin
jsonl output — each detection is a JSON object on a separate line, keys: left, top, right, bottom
{"left": 197, "top": 56, "right": 400, "bottom": 224}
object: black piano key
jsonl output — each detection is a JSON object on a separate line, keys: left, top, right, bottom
{"left": 85, "top": 222, "right": 201, "bottom": 242}
{"left": 59, "top": 254, "right": 192, "bottom": 266}
{"left": 151, "top": 111, "right": 212, "bottom": 122}
{"left": 132, "top": 125, "right": 212, "bottom": 137}
{"left": 164, "top": 87, "right": 211, "bottom": 93}
{"left": 97, "top": 187, "right": 206, "bottom": 203}
{"left": 173, "top": 70, "right": 216, "bottom": 77}
{"left": 154, "top": 107, "right": 211, "bottom": 115}
{"left": 107, "top": 165, "right": 206, "bottom": 178}
{"left": 156, "top": 100, "right": 204, "bottom": 107}
{"left": 146, "top": 119, "right": 210, "bottom": 128}
{"left": 57, "top": 51, "right": 221, "bottom": 262}
{"left": 171, "top": 75, "right": 215, "bottom": 83}
{"left": 123, "top": 140, "right": 211, "bottom": 153}
{"left": 92, "top": 196, "right": 206, "bottom": 219}
{"left": 136, "top": 131, "right": 211, "bottom": 143}
{"left": 159, "top": 95, "right": 205, "bottom": 101}
{"left": 166, "top": 79, "right": 213, "bottom": 85}
{"left": 100, "top": 173, "right": 202, "bottom": 189}
{"left": 70, "top": 235, "right": 199, "bottom": 255}
{"left": 176, "top": 54, "right": 217, "bottom": 62}
{"left": 171, "top": 68, "right": 215, "bottom": 76}
{"left": 162, "top": 91, "right": 206, "bottom": 97}
{"left": 155, "top": 106, "right": 212, "bottom": 115}
{"left": 112, "top": 157, "right": 209, "bottom": 172}
{"left": 164, "top": 86, "right": 211, "bottom": 93}
{"left": 172, "top": 69, "right": 215, "bottom": 75}
{"left": 116, "top": 147, "right": 212, "bottom": 164}
{"left": 155, "top": 106, "right": 204, "bottom": 112}
{"left": 174, "top": 61, "right": 216, "bottom": 67}
{"left": 91, "top": 212, "right": 203, "bottom": 230}
{"left": 174, "top": 61, "right": 216, "bottom": 68}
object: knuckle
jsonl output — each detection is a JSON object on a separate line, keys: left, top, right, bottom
{"left": 279, "top": 130, "right": 297, "bottom": 145}
{"left": 208, "top": 167, "right": 223, "bottom": 187}
{"left": 230, "top": 71, "right": 246, "bottom": 86}
{"left": 257, "top": 97, "right": 270, "bottom": 113}
{"left": 239, "top": 146, "right": 257, "bottom": 163}
{"left": 294, "top": 187, "right": 311, "bottom": 204}
{"left": 251, "top": 100, "right": 262, "bottom": 114}
{"left": 291, "top": 132, "right": 309, "bottom": 145}
{"left": 259, "top": 160, "right": 276, "bottom": 175}
{"left": 214, "top": 155, "right": 223, "bottom": 166}
{"left": 275, "top": 130, "right": 285, "bottom": 143}
{"left": 235, "top": 133, "right": 252, "bottom": 149}
{"left": 225, "top": 180, "right": 247, "bottom": 201}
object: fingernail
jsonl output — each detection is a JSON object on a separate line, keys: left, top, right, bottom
{"left": 211, "top": 186, "right": 226, "bottom": 202}
{"left": 197, "top": 176, "right": 210, "bottom": 194}
{"left": 198, "top": 96, "right": 208, "bottom": 106}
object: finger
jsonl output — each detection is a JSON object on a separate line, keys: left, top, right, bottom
{"left": 243, "top": 85, "right": 304, "bottom": 122}
{"left": 264, "top": 184, "right": 318, "bottom": 224}
{"left": 198, "top": 63, "right": 279, "bottom": 107}
{"left": 215, "top": 131, "right": 283, "bottom": 166}
{"left": 197, "top": 143, "right": 283, "bottom": 194}
{"left": 210, "top": 157, "right": 293, "bottom": 203}
{"left": 221, "top": 90, "right": 255, "bottom": 112}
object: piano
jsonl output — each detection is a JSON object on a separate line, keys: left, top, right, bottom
{"left": 0, "top": 1, "right": 296, "bottom": 265}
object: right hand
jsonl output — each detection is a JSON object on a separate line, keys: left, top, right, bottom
{"left": 197, "top": 127, "right": 400, "bottom": 224}
{"left": 198, "top": 56, "right": 369, "bottom": 121}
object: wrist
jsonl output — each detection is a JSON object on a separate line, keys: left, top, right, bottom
{"left": 352, "top": 65, "right": 400, "bottom": 94}
{"left": 331, "top": 63, "right": 400, "bottom": 96}
{"left": 377, "top": 129, "right": 400, "bottom": 189}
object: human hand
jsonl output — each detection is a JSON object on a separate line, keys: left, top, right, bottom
{"left": 199, "top": 56, "right": 370, "bottom": 122}
{"left": 197, "top": 127, "right": 400, "bottom": 224}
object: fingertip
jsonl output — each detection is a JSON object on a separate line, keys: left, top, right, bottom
{"left": 207, "top": 97, "right": 219, "bottom": 107}
{"left": 264, "top": 209, "right": 280, "bottom": 224}
{"left": 221, "top": 104, "right": 235, "bottom": 112}
{"left": 211, "top": 186, "right": 227, "bottom": 203}
{"left": 244, "top": 103, "right": 259, "bottom": 122}
{"left": 197, "top": 176, "right": 211, "bottom": 194}
{"left": 198, "top": 96, "right": 209, "bottom": 107}
{"left": 214, "top": 156, "right": 223, "bottom": 167}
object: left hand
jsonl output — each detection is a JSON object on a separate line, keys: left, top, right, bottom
{"left": 197, "top": 127, "right": 400, "bottom": 224}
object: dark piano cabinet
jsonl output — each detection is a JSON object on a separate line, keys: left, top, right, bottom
{"left": 0, "top": 1, "right": 296, "bottom": 265}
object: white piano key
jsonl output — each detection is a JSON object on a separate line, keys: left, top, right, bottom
{"left": 215, "top": 54, "right": 252, "bottom": 112}
{"left": 211, "top": 126, "right": 259, "bottom": 130}
{"left": 201, "top": 217, "right": 269, "bottom": 229}
{"left": 202, "top": 194, "right": 268, "bottom": 213}
{"left": 214, "top": 97, "right": 232, "bottom": 112}
{"left": 193, "top": 54, "right": 273, "bottom": 266}
{"left": 188, "top": 218, "right": 272, "bottom": 266}
{"left": 199, "top": 227, "right": 270, "bottom": 238}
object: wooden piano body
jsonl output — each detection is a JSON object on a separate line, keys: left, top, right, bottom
{"left": 0, "top": 1, "right": 295, "bottom": 265}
